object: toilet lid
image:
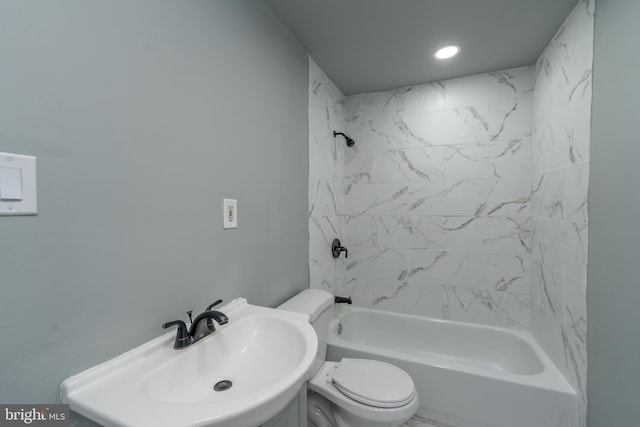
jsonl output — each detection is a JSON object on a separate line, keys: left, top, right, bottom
{"left": 331, "top": 358, "right": 416, "bottom": 408}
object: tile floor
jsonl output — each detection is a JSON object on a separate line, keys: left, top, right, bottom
{"left": 401, "top": 415, "right": 459, "bottom": 427}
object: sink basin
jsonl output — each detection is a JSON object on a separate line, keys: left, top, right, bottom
{"left": 141, "top": 315, "right": 309, "bottom": 405}
{"left": 61, "top": 298, "right": 317, "bottom": 427}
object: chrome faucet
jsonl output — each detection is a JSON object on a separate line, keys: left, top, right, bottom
{"left": 162, "top": 300, "right": 229, "bottom": 349}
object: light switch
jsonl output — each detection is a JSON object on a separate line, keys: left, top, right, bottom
{"left": 0, "top": 167, "right": 23, "bottom": 200}
{"left": 0, "top": 152, "right": 37, "bottom": 216}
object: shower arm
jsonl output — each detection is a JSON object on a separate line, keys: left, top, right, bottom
{"left": 333, "top": 131, "right": 348, "bottom": 139}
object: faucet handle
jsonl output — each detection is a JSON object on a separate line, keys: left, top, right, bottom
{"left": 162, "top": 320, "right": 191, "bottom": 349}
{"left": 186, "top": 310, "right": 194, "bottom": 326}
{"left": 206, "top": 299, "right": 223, "bottom": 311}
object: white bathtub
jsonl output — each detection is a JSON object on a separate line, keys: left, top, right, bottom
{"left": 326, "top": 307, "right": 579, "bottom": 427}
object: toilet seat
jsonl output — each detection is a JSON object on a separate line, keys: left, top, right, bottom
{"left": 331, "top": 358, "right": 416, "bottom": 408}
{"left": 308, "top": 359, "right": 419, "bottom": 427}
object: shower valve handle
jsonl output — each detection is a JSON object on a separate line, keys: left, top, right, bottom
{"left": 331, "top": 239, "right": 348, "bottom": 259}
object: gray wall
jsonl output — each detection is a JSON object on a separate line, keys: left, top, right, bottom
{"left": 0, "top": 0, "right": 309, "bottom": 403}
{"left": 587, "top": 0, "right": 640, "bottom": 425}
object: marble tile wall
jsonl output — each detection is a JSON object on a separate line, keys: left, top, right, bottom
{"left": 530, "top": 1, "right": 593, "bottom": 424}
{"left": 308, "top": 58, "right": 347, "bottom": 295}
{"left": 342, "top": 66, "right": 534, "bottom": 329}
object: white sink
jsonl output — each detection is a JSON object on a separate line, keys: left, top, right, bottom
{"left": 61, "top": 298, "right": 317, "bottom": 427}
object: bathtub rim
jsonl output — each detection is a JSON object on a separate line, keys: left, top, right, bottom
{"left": 328, "top": 305, "right": 576, "bottom": 396}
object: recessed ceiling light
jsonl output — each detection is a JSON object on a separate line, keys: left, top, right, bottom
{"left": 434, "top": 45, "right": 461, "bottom": 60}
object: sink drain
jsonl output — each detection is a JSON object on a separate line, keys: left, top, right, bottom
{"left": 213, "top": 380, "right": 233, "bottom": 392}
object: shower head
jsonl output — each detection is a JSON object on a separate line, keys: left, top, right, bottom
{"left": 345, "top": 136, "right": 355, "bottom": 147}
{"left": 333, "top": 131, "right": 355, "bottom": 148}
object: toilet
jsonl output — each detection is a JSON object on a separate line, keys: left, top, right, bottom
{"left": 278, "top": 289, "right": 418, "bottom": 427}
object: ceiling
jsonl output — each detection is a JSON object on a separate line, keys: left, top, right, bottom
{"left": 264, "top": 0, "right": 579, "bottom": 95}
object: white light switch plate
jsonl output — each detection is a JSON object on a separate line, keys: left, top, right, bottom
{"left": 0, "top": 152, "right": 37, "bottom": 216}
{"left": 223, "top": 199, "right": 237, "bottom": 229}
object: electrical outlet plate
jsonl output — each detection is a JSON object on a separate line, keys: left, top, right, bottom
{"left": 223, "top": 199, "right": 237, "bottom": 229}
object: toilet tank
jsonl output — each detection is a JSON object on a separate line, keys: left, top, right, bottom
{"left": 278, "top": 289, "right": 334, "bottom": 377}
